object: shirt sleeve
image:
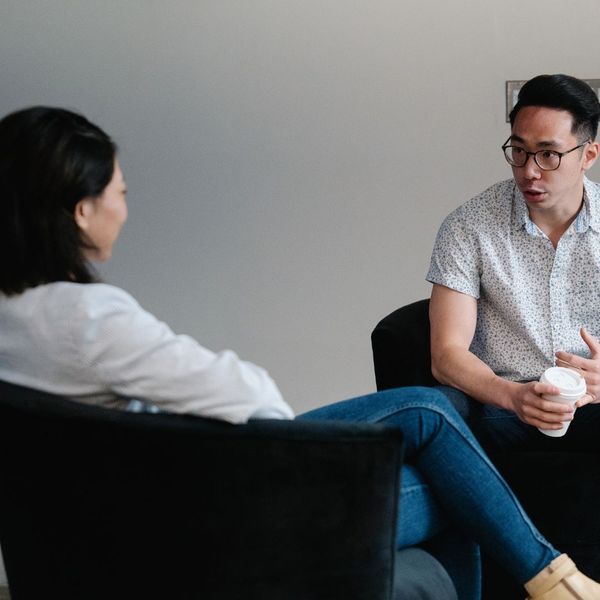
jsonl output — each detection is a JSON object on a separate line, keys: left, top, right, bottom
{"left": 72, "top": 285, "right": 295, "bottom": 423}
{"left": 426, "top": 208, "right": 481, "bottom": 299}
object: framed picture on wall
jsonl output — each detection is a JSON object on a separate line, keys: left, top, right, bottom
{"left": 506, "top": 78, "right": 600, "bottom": 122}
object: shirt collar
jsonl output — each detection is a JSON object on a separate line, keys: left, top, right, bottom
{"left": 580, "top": 176, "right": 600, "bottom": 233}
{"left": 511, "top": 176, "right": 600, "bottom": 234}
{"left": 511, "top": 182, "right": 530, "bottom": 232}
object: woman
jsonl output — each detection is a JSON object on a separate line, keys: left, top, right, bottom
{"left": 0, "top": 106, "right": 596, "bottom": 600}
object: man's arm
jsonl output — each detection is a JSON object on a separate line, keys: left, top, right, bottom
{"left": 429, "top": 283, "right": 573, "bottom": 429}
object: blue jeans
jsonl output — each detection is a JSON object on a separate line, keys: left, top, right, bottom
{"left": 299, "top": 387, "right": 558, "bottom": 600}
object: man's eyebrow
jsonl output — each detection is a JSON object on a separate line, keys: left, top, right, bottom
{"left": 509, "top": 134, "right": 558, "bottom": 148}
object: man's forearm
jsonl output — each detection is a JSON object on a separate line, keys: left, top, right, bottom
{"left": 428, "top": 284, "right": 521, "bottom": 412}
{"left": 431, "top": 345, "right": 518, "bottom": 410}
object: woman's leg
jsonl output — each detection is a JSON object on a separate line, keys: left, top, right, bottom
{"left": 436, "top": 384, "right": 542, "bottom": 452}
{"left": 299, "top": 387, "right": 559, "bottom": 585}
{"left": 393, "top": 464, "right": 447, "bottom": 546}
{"left": 366, "top": 461, "right": 481, "bottom": 599}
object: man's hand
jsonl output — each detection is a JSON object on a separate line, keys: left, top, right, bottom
{"left": 508, "top": 380, "right": 575, "bottom": 429}
{"left": 555, "top": 327, "right": 600, "bottom": 408}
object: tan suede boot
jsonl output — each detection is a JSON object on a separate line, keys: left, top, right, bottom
{"left": 525, "top": 554, "right": 600, "bottom": 599}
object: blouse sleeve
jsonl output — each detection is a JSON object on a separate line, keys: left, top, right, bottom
{"left": 72, "top": 285, "right": 294, "bottom": 423}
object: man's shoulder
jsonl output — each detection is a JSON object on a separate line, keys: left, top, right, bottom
{"left": 584, "top": 176, "right": 600, "bottom": 199}
{"left": 461, "top": 179, "right": 515, "bottom": 211}
{"left": 444, "top": 179, "right": 515, "bottom": 227}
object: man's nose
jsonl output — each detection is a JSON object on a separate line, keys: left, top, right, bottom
{"left": 523, "top": 154, "right": 542, "bottom": 179}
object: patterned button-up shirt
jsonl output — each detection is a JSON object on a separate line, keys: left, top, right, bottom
{"left": 427, "top": 177, "right": 600, "bottom": 382}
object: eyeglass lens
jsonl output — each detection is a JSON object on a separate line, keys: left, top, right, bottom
{"left": 504, "top": 147, "right": 560, "bottom": 170}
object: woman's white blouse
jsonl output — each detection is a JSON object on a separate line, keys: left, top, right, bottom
{"left": 0, "top": 282, "right": 294, "bottom": 423}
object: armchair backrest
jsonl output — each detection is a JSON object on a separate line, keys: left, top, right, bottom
{"left": 371, "top": 299, "right": 438, "bottom": 390}
{"left": 0, "top": 380, "right": 403, "bottom": 600}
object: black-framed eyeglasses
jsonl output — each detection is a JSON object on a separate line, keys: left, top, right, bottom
{"left": 501, "top": 136, "right": 590, "bottom": 171}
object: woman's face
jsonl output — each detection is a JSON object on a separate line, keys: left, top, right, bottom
{"left": 75, "top": 160, "right": 128, "bottom": 262}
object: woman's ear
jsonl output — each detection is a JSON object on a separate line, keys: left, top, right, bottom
{"left": 73, "top": 197, "right": 93, "bottom": 231}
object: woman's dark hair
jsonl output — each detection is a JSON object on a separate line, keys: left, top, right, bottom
{"left": 0, "top": 106, "right": 117, "bottom": 295}
{"left": 510, "top": 74, "right": 600, "bottom": 142}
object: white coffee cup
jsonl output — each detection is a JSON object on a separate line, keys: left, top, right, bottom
{"left": 538, "top": 366, "right": 586, "bottom": 437}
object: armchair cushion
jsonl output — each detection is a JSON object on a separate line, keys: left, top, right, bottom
{"left": 393, "top": 548, "right": 458, "bottom": 600}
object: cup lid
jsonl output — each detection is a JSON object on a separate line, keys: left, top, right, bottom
{"left": 540, "top": 366, "right": 586, "bottom": 395}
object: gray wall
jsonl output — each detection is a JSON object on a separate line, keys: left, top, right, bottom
{"left": 2, "top": 1, "right": 600, "bottom": 412}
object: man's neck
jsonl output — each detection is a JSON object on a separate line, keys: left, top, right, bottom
{"left": 528, "top": 183, "right": 585, "bottom": 248}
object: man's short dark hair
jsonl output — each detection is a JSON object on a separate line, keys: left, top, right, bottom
{"left": 0, "top": 106, "right": 117, "bottom": 295}
{"left": 509, "top": 74, "right": 600, "bottom": 142}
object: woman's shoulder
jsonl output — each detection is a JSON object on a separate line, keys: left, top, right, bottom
{"left": 32, "top": 283, "right": 151, "bottom": 353}
{"left": 41, "top": 281, "right": 134, "bottom": 300}
{"left": 12, "top": 282, "right": 142, "bottom": 319}
{"left": 70, "top": 282, "right": 137, "bottom": 304}
{"left": 54, "top": 282, "right": 142, "bottom": 317}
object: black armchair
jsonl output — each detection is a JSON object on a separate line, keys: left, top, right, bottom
{"left": 372, "top": 299, "right": 600, "bottom": 599}
{"left": 0, "top": 379, "right": 456, "bottom": 600}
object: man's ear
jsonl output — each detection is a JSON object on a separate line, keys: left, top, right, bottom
{"left": 73, "top": 198, "right": 94, "bottom": 231}
{"left": 583, "top": 141, "right": 600, "bottom": 172}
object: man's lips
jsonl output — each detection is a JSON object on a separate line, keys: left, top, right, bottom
{"left": 522, "top": 188, "right": 547, "bottom": 202}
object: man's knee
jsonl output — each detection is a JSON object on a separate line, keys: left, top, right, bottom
{"left": 434, "top": 385, "right": 474, "bottom": 419}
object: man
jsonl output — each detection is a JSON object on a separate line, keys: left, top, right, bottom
{"left": 427, "top": 74, "right": 600, "bottom": 450}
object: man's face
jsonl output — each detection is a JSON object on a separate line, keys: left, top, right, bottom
{"left": 509, "top": 106, "right": 597, "bottom": 219}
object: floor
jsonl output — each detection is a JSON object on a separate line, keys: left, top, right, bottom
{"left": 0, "top": 587, "right": 9, "bottom": 600}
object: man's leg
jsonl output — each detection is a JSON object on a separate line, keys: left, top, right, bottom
{"left": 437, "top": 385, "right": 600, "bottom": 452}
{"left": 560, "top": 404, "right": 600, "bottom": 450}
{"left": 435, "top": 385, "right": 541, "bottom": 453}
